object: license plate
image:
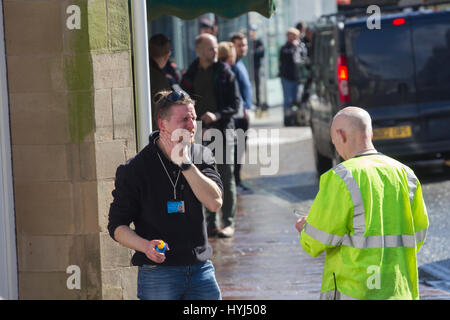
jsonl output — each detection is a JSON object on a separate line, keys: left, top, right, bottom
{"left": 373, "top": 125, "right": 412, "bottom": 140}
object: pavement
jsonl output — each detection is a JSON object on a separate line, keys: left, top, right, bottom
{"left": 209, "top": 106, "right": 450, "bottom": 300}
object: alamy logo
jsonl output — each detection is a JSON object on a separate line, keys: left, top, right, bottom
{"left": 66, "top": 265, "right": 81, "bottom": 290}
{"left": 366, "top": 265, "right": 381, "bottom": 289}
{"left": 66, "top": 5, "right": 81, "bottom": 30}
{"left": 170, "top": 123, "right": 280, "bottom": 176}
{"left": 367, "top": 5, "right": 381, "bottom": 30}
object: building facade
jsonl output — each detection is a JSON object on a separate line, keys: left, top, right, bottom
{"left": 0, "top": 0, "right": 137, "bottom": 299}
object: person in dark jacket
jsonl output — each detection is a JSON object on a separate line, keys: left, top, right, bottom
{"left": 108, "top": 90, "right": 223, "bottom": 300}
{"left": 249, "top": 24, "right": 265, "bottom": 113}
{"left": 279, "top": 27, "right": 302, "bottom": 126}
{"left": 149, "top": 34, "right": 173, "bottom": 130}
{"left": 181, "top": 33, "right": 240, "bottom": 238}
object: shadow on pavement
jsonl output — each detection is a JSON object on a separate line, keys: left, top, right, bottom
{"left": 246, "top": 172, "right": 319, "bottom": 203}
{"left": 419, "top": 259, "right": 450, "bottom": 294}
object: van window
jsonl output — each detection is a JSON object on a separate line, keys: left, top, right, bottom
{"left": 317, "top": 31, "right": 335, "bottom": 81}
{"left": 345, "top": 26, "right": 416, "bottom": 107}
{"left": 412, "top": 20, "right": 450, "bottom": 103}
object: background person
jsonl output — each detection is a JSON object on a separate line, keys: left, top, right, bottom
{"left": 181, "top": 33, "right": 240, "bottom": 238}
{"left": 295, "top": 107, "right": 429, "bottom": 300}
{"left": 108, "top": 90, "right": 224, "bottom": 300}
{"left": 230, "top": 32, "right": 253, "bottom": 194}
{"left": 279, "top": 28, "right": 302, "bottom": 126}
{"left": 218, "top": 41, "right": 237, "bottom": 67}
{"left": 249, "top": 24, "right": 265, "bottom": 115}
{"left": 149, "top": 34, "right": 173, "bottom": 130}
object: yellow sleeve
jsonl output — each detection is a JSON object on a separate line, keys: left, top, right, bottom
{"left": 300, "top": 169, "right": 353, "bottom": 257}
{"left": 411, "top": 179, "right": 429, "bottom": 253}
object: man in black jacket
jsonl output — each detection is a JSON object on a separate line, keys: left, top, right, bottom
{"left": 108, "top": 90, "right": 224, "bottom": 300}
{"left": 279, "top": 27, "right": 302, "bottom": 126}
{"left": 181, "top": 33, "right": 240, "bottom": 238}
{"left": 149, "top": 34, "right": 173, "bottom": 130}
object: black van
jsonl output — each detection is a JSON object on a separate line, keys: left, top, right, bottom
{"left": 308, "top": 7, "right": 450, "bottom": 174}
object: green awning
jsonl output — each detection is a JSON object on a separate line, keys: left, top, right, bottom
{"left": 147, "top": 0, "right": 276, "bottom": 21}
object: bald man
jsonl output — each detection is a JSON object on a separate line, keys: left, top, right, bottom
{"left": 181, "top": 33, "right": 240, "bottom": 238}
{"left": 295, "top": 106, "right": 429, "bottom": 300}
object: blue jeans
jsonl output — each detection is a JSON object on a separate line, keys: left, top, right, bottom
{"left": 281, "top": 77, "right": 300, "bottom": 110}
{"left": 137, "top": 260, "right": 221, "bottom": 300}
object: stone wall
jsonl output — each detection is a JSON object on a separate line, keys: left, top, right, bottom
{"left": 3, "top": 0, "right": 137, "bottom": 299}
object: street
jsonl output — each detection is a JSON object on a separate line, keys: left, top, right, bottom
{"left": 209, "top": 106, "right": 450, "bottom": 300}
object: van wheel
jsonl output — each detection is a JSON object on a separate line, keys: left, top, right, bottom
{"left": 313, "top": 144, "right": 332, "bottom": 176}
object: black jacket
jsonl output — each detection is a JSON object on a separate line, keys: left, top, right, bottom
{"left": 279, "top": 41, "right": 303, "bottom": 81}
{"left": 181, "top": 59, "right": 240, "bottom": 132}
{"left": 150, "top": 58, "right": 172, "bottom": 130}
{"left": 108, "top": 131, "right": 224, "bottom": 266}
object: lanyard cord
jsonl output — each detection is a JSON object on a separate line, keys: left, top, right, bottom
{"left": 156, "top": 151, "right": 181, "bottom": 199}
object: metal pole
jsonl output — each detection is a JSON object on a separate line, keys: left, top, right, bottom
{"left": 131, "top": 0, "right": 152, "bottom": 151}
{"left": 0, "top": 0, "right": 18, "bottom": 300}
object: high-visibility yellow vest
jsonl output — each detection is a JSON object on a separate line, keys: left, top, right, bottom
{"left": 300, "top": 153, "right": 429, "bottom": 300}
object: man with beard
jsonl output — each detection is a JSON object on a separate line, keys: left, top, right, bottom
{"left": 108, "top": 90, "right": 224, "bottom": 300}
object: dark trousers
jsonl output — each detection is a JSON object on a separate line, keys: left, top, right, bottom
{"left": 234, "top": 117, "right": 250, "bottom": 186}
{"left": 254, "top": 67, "right": 262, "bottom": 109}
{"left": 205, "top": 131, "right": 237, "bottom": 229}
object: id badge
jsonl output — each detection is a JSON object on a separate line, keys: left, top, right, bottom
{"left": 167, "top": 200, "right": 185, "bottom": 214}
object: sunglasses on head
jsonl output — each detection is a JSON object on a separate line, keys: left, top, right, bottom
{"left": 157, "top": 89, "right": 192, "bottom": 121}
{"left": 164, "top": 89, "right": 190, "bottom": 104}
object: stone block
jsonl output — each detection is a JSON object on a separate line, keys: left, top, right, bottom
{"left": 94, "top": 89, "right": 113, "bottom": 141}
{"left": 14, "top": 182, "right": 75, "bottom": 235}
{"left": 102, "top": 285, "right": 123, "bottom": 300}
{"left": 6, "top": 55, "right": 65, "bottom": 93}
{"left": 9, "top": 92, "right": 71, "bottom": 145}
{"left": 12, "top": 145, "right": 71, "bottom": 182}
{"left": 64, "top": 53, "right": 93, "bottom": 91}
{"left": 95, "top": 140, "right": 126, "bottom": 179}
{"left": 87, "top": 0, "right": 108, "bottom": 52}
{"left": 3, "top": 0, "right": 63, "bottom": 56}
{"left": 112, "top": 87, "right": 134, "bottom": 140}
{"left": 17, "top": 234, "right": 80, "bottom": 272}
{"left": 100, "top": 266, "right": 137, "bottom": 300}
{"left": 19, "top": 271, "right": 82, "bottom": 300}
{"left": 107, "top": 0, "right": 131, "bottom": 51}
{"left": 121, "top": 267, "right": 138, "bottom": 300}
{"left": 79, "top": 142, "right": 97, "bottom": 181}
{"left": 125, "top": 138, "right": 137, "bottom": 160}
{"left": 97, "top": 180, "right": 114, "bottom": 233}
{"left": 92, "top": 51, "right": 131, "bottom": 89}
{"left": 67, "top": 90, "right": 95, "bottom": 143}
{"left": 73, "top": 181, "right": 100, "bottom": 233}
{"left": 17, "top": 233, "right": 102, "bottom": 299}
{"left": 99, "top": 232, "right": 132, "bottom": 270}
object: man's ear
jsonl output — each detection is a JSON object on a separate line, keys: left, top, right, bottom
{"left": 337, "top": 129, "right": 347, "bottom": 143}
{"left": 164, "top": 51, "right": 171, "bottom": 64}
{"left": 158, "top": 118, "right": 165, "bottom": 132}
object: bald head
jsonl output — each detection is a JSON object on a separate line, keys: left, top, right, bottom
{"left": 332, "top": 107, "right": 373, "bottom": 138}
{"left": 331, "top": 107, "right": 376, "bottom": 160}
{"left": 195, "top": 33, "right": 216, "bottom": 48}
{"left": 195, "top": 33, "right": 218, "bottom": 67}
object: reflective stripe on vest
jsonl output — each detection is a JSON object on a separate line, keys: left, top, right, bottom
{"left": 304, "top": 162, "right": 427, "bottom": 249}
{"left": 333, "top": 163, "right": 365, "bottom": 236}
{"left": 406, "top": 168, "right": 417, "bottom": 204}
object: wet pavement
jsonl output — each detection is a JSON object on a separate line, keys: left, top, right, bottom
{"left": 209, "top": 106, "right": 450, "bottom": 300}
